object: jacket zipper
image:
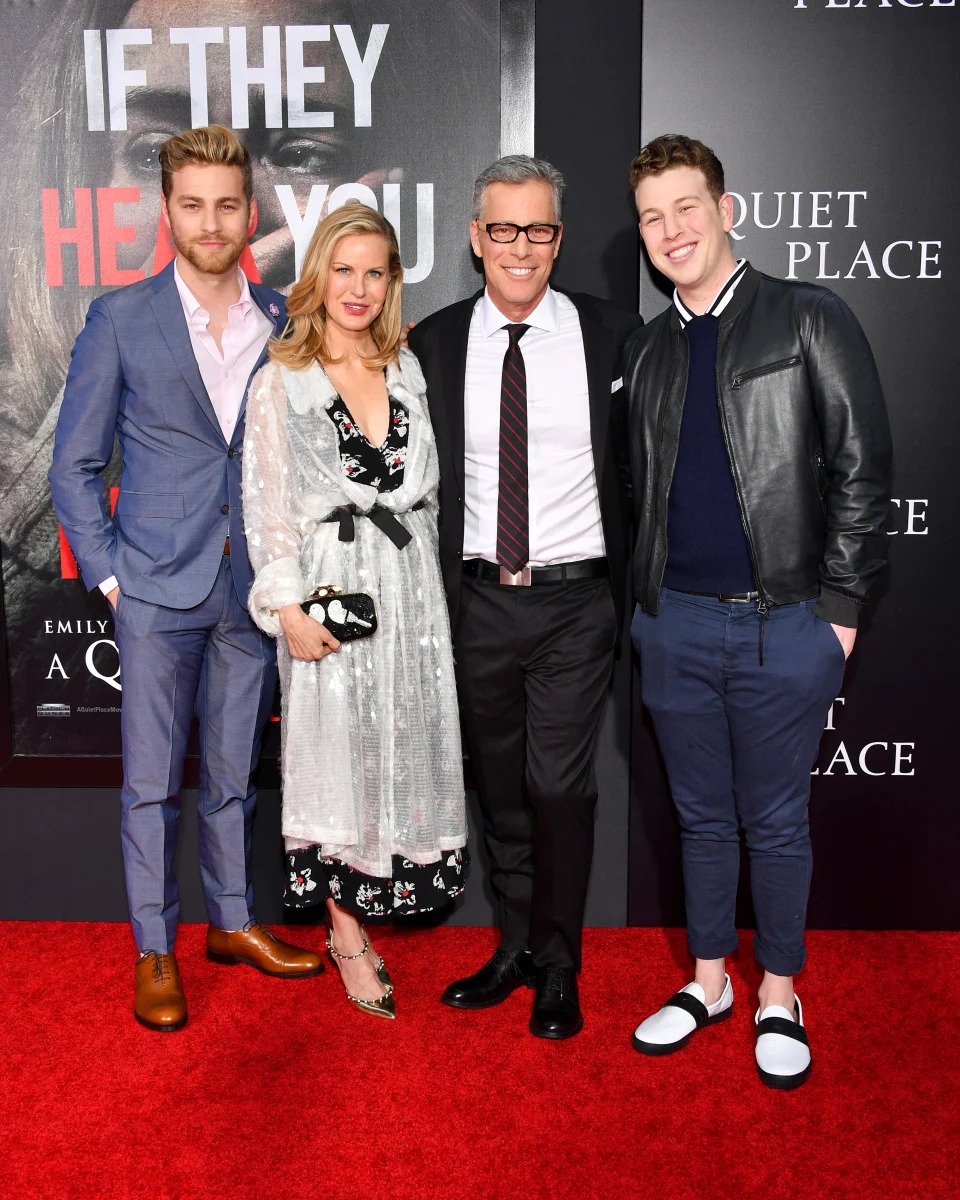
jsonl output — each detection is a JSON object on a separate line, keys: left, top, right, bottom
{"left": 715, "top": 326, "right": 770, "bottom": 663}
{"left": 731, "top": 355, "right": 801, "bottom": 390}
{"left": 755, "top": 593, "right": 769, "bottom": 666}
{"left": 646, "top": 330, "right": 686, "bottom": 602}
{"left": 811, "top": 449, "right": 827, "bottom": 514}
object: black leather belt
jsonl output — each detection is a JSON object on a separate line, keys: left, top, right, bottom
{"left": 463, "top": 557, "right": 608, "bottom": 587}
{"left": 322, "top": 501, "right": 426, "bottom": 550}
{"left": 682, "top": 589, "right": 760, "bottom": 603}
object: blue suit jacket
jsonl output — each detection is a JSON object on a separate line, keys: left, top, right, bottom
{"left": 49, "top": 261, "right": 287, "bottom": 610}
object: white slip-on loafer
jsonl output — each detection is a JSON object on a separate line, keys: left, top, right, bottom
{"left": 631, "top": 973, "right": 733, "bottom": 1056}
{"left": 755, "top": 995, "right": 811, "bottom": 1090}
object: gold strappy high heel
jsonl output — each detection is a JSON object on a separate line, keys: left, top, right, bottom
{"left": 360, "top": 926, "right": 393, "bottom": 990}
{"left": 326, "top": 928, "right": 396, "bottom": 1020}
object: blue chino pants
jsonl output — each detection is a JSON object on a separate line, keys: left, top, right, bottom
{"left": 113, "top": 556, "right": 278, "bottom": 953}
{"left": 632, "top": 588, "right": 846, "bottom": 976}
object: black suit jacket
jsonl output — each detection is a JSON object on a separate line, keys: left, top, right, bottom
{"left": 409, "top": 288, "right": 643, "bottom": 634}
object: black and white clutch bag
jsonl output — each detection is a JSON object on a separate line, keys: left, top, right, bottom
{"left": 300, "top": 585, "right": 377, "bottom": 642}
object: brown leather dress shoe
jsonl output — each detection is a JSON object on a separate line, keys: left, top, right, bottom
{"left": 206, "top": 920, "right": 324, "bottom": 977}
{"left": 134, "top": 951, "right": 187, "bottom": 1032}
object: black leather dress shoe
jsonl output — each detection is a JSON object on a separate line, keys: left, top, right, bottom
{"left": 441, "top": 947, "right": 536, "bottom": 1009}
{"left": 529, "top": 966, "right": 583, "bottom": 1039}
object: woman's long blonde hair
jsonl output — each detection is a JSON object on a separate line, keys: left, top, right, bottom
{"left": 270, "top": 202, "right": 403, "bottom": 371}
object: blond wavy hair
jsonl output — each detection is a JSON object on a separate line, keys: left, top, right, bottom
{"left": 159, "top": 124, "right": 253, "bottom": 201}
{"left": 271, "top": 203, "right": 403, "bottom": 371}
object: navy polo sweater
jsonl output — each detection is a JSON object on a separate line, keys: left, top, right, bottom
{"left": 662, "top": 314, "right": 755, "bottom": 594}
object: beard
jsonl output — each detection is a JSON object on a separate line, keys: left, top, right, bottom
{"left": 169, "top": 226, "right": 247, "bottom": 277}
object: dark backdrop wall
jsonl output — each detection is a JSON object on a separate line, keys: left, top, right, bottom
{"left": 533, "top": 0, "right": 642, "bottom": 928}
{"left": 628, "top": 0, "right": 960, "bottom": 931}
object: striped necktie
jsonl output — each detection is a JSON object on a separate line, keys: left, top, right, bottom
{"left": 496, "top": 323, "right": 530, "bottom": 574}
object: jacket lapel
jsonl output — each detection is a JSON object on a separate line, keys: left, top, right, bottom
{"left": 236, "top": 284, "right": 287, "bottom": 441}
{"left": 567, "top": 292, "right": 611, "bottom": 481}
{"left": 439, "top": 294, "right": 480, "bottom": 497}
{"left": 149, "top": 264, "right": 225, "bottom": 442}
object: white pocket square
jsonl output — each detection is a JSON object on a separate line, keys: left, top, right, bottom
{"left": 611, "top": 377, "right": 623, "bottom": 393}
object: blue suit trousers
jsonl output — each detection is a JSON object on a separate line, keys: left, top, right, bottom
{"left": 633, "top": 588, "right": 846, "bottom": 976}
{"left": 114, "top": 555, "right": 278, "bottom": 952}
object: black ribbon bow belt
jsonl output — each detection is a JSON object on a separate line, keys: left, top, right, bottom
{"left": 322, "top": 502, "right": 425, "bottom": 550}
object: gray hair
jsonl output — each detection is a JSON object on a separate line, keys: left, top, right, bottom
{"left": 472, "top": 155, "right": 565, "bottom": 222}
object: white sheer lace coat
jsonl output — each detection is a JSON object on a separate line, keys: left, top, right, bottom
{"left": 243, "top": 350, "right": 465, "bottom": 876}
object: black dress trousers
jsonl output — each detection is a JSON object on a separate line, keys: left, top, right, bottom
{"left": 454, "top": 574, "right": 617, "bottom": 970}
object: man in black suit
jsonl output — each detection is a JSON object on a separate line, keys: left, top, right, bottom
{"left": 409, "top": 155, "right": 641, "bottom": 1038}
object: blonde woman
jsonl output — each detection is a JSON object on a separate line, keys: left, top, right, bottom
{"left": 243, "top": 203, "right": 467, "bottom": 1018}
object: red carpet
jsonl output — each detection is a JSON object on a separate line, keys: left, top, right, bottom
{"left": 1, "top": 923, "right": 957, "bottom": 1200}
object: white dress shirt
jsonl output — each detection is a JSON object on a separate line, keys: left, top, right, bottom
{"left": 98, "top": 263, "right": 273, "bottom": 595}
{"left": 463, "top": 286, "right": 604, "bottom": 566}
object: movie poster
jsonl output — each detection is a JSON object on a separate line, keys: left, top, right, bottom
{"left": 0, "top": 0, "right": 500, "bottom": 758}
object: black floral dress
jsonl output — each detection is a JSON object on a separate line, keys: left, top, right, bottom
{"left": 284, "top": 391, "right": 469, "bottom": 922}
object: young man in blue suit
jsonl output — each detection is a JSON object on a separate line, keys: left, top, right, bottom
{"left": 49, "top": 126, "right": 321, "bottom": 1032}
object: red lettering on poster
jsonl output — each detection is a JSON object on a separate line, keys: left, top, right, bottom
{"left": 42, "top": 188, "right": 96, "bottom": 287}
{"left": 59, "top": 487, "right": 119, "bottom": 579}
{"left": 58, "top": 525, "right": 78, "bottom": 579}
{"left": 151, "top": 212, "right": 175, "bottom": 276}
{"left": 239, "top": 240, "right": 261, "bottom": 283}
{"left": 96, "top": 188, "right": 144, "bottom": 286}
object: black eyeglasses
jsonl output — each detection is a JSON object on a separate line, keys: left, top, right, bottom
{"left": 477, "top": 221, "right": 562, "bottom": 244}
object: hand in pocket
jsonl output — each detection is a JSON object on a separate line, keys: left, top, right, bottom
{"left": 829, "top": 623, "right": 856, "bottom": 660}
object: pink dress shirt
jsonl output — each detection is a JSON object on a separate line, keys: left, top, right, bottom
{"left": 173, "top": 260, "right": 274, "bottom": 444}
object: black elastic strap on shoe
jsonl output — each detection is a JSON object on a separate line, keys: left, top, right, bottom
{"left": 664, "top": 991, "right": 709, "bottom": 1029}
{"left": 756, "top": 1016, "right": 809, "bottom": 1045}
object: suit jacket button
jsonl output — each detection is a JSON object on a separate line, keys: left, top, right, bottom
{"left": 227, "top": 448, "right": 235, "bottom": 458}
{"left": 221, "top": 504, "right": 229, "bottom": 514}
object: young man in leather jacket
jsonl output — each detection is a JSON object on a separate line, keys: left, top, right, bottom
{"left": 623, "top": 135, "right": 891, "bottom": 1089}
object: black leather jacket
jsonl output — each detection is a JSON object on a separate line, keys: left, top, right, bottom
{"left": 622, "top": 264, "right": 892, "bottom": 626}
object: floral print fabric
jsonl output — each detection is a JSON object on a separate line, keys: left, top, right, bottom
{"left": 327, "top": 394, "right": 409, "bottom": 492}
{"left": 285, "top": 846, "right": 469, "bottom": 922}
